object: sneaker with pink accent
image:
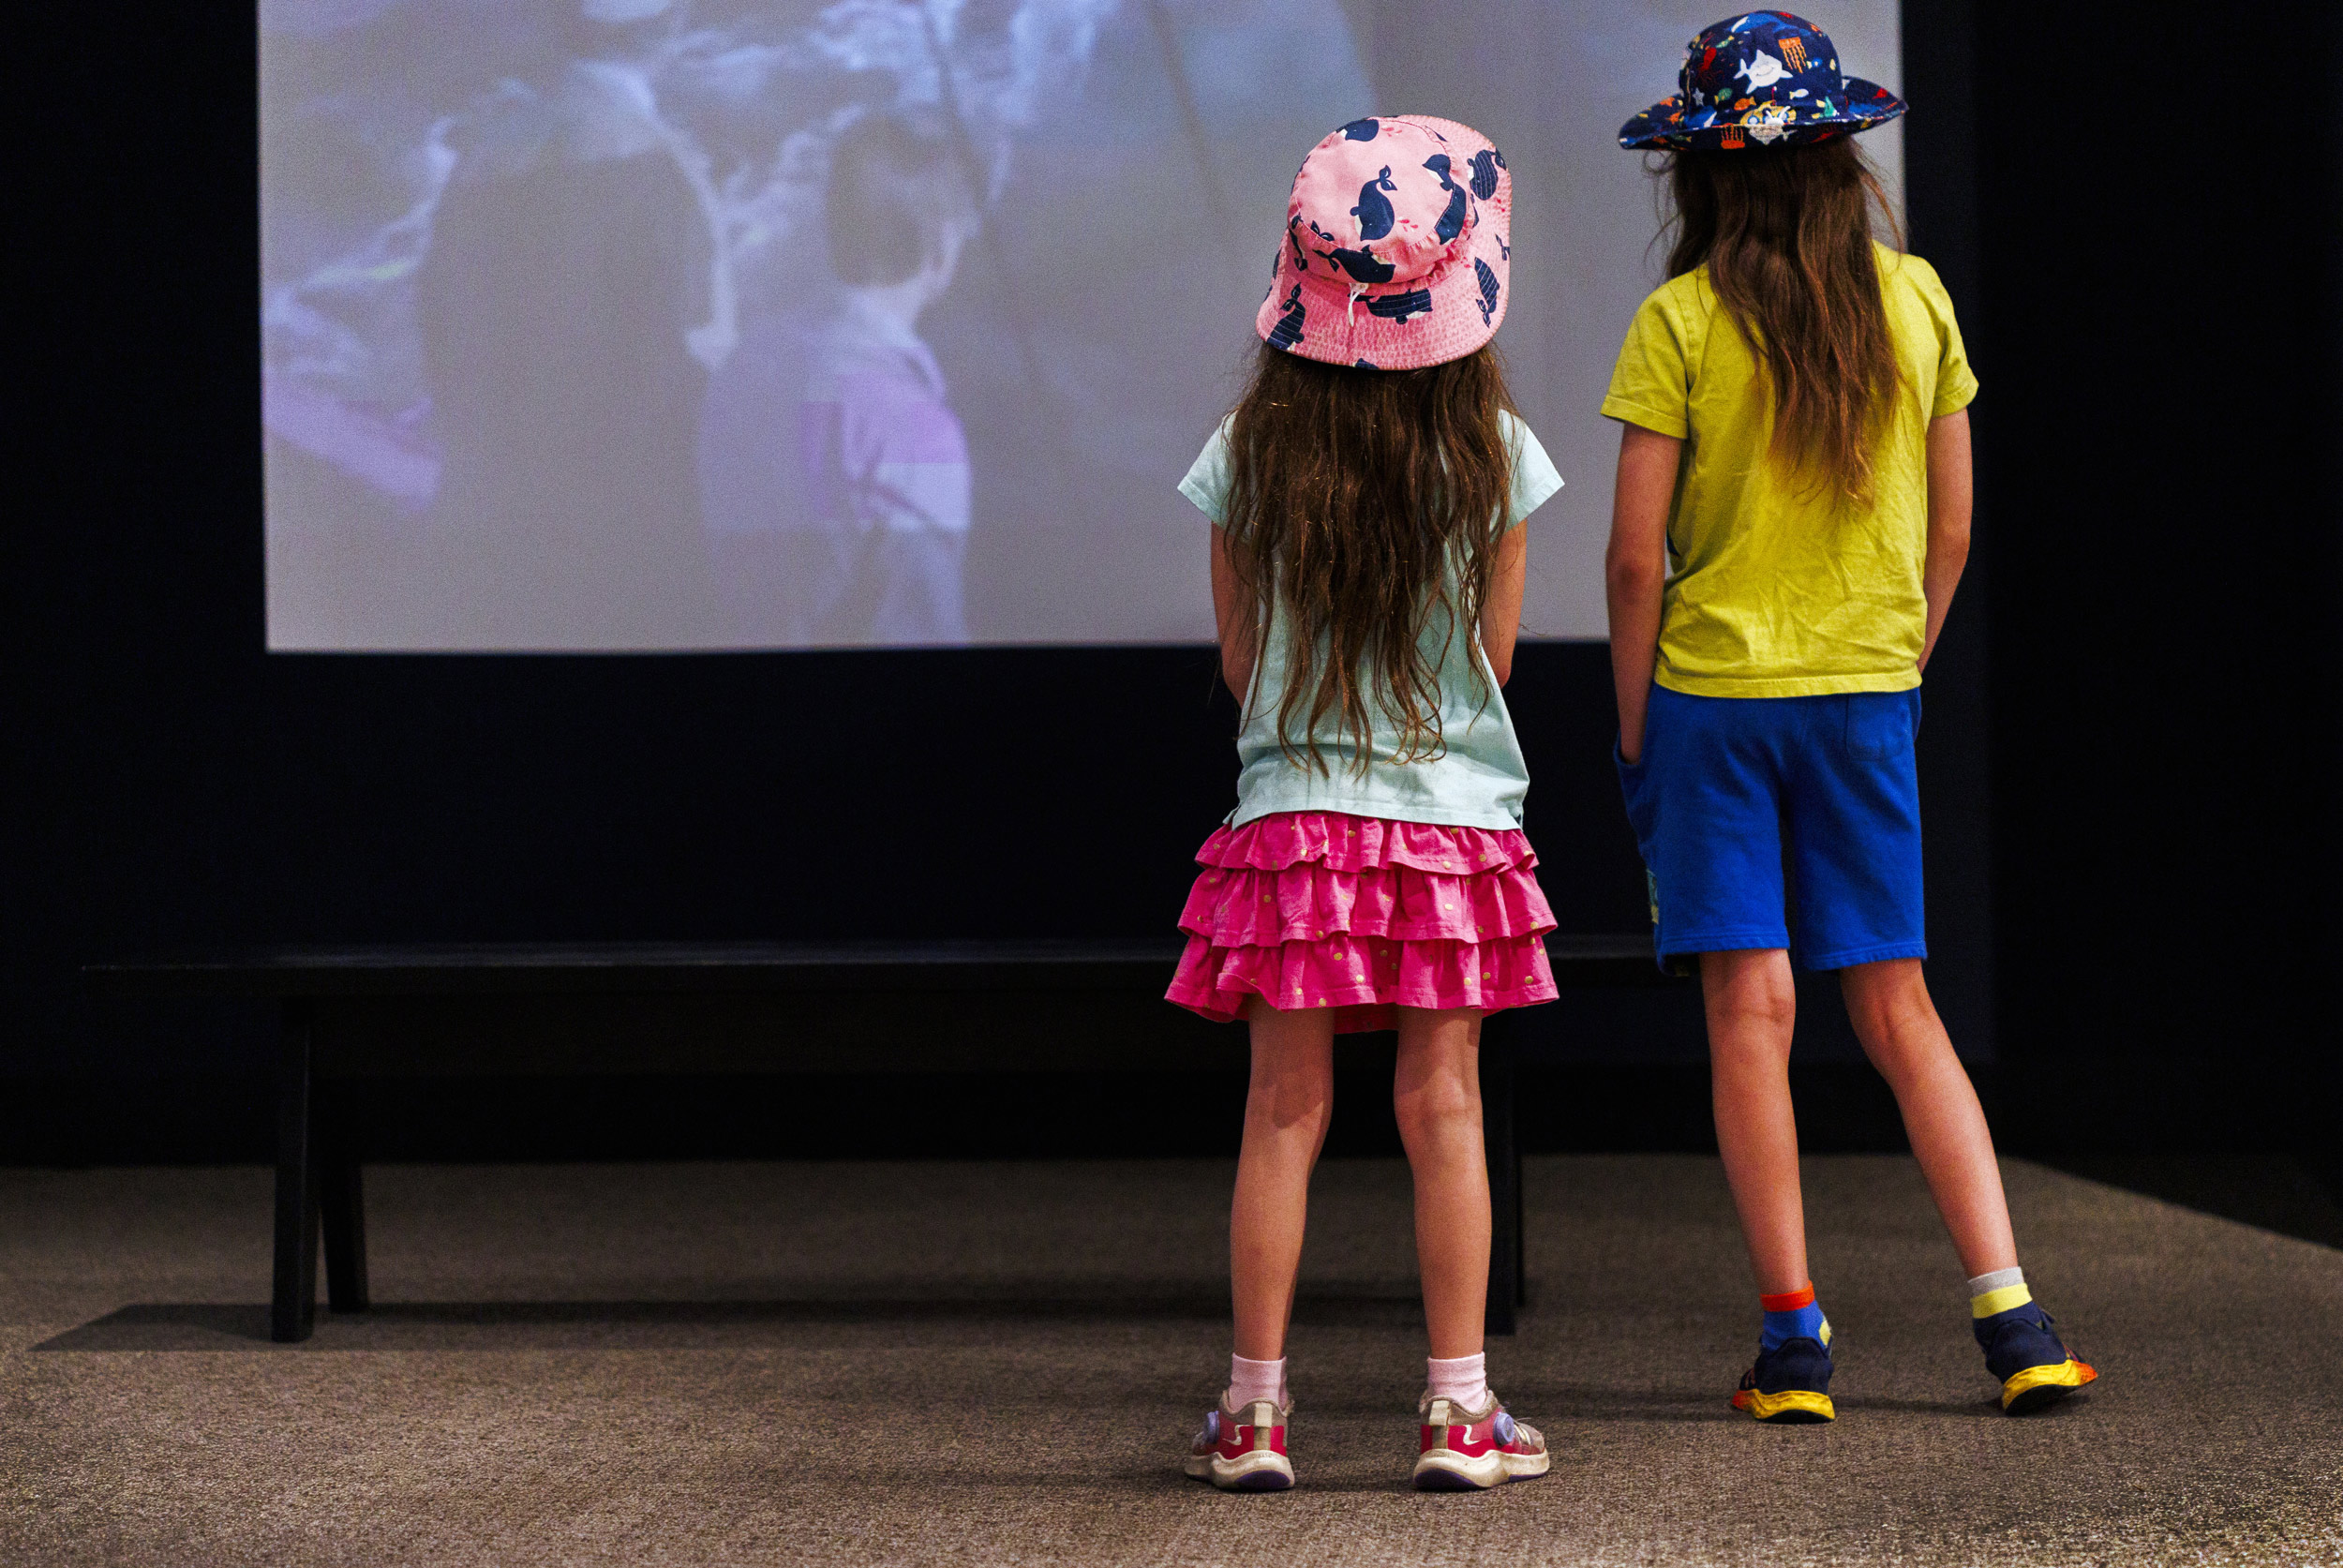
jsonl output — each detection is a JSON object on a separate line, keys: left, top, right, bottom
{"left": 1412, "top": 1391, "right": 1549, "bottom": 1490}
{"left": 1183, "top": 1396, "right": 1294, "bottom": 1491}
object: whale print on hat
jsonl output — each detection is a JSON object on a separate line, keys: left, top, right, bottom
{"left": 1619, "top": 11, "right": 1904, "bottom": 152}
{"left": 1255, "top": 115, "right": 1512, "bottom": 371}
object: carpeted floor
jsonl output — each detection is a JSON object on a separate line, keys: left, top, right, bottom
{"left": 2, "top": 1156, "right": 2337, "bottom": 1566}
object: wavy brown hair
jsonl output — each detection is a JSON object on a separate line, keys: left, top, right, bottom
{"left": 1664, "top": 137, "right": 1903, "bottom": 500}
{"left": 1219, "top": 342, "right": 1516, "bottom": 774}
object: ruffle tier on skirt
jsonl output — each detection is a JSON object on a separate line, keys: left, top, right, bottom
{"left": 1166, "top": 810, "right": 1560, "bottom": 1032}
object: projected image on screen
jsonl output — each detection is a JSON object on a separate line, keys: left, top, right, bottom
{"left": 261, "top": 1, "right": 1901, "bottom": 650}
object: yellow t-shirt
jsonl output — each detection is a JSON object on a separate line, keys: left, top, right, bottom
{"left": 1600, "top": 243, "right": 1977, "bottom": 698}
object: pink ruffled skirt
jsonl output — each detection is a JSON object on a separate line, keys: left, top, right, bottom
{"left": 1166, "top": 810, "right": 1560, "bottom": 1033}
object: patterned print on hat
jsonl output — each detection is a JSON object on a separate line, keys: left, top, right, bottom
{"left": 1254, "top": 115, "right": 1513, "bottom": 371}
{"left": 1619, "top": 11, "right": 1904, "bottom": 152}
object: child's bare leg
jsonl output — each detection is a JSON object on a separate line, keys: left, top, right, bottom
{"left": 1840, "top": 958, "right": 2018, "bottom": 1277}
{"left": 1231, "top": 1002, "right": 1336, "bottom": 1360}
{"left": 1393, "top": 1006, "right": 1488, "bottom": 1360}
{"left": 1702, "top": 948, "right": 1809, "bottom": 1296}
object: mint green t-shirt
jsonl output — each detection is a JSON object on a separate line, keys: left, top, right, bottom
{"left": 1178, "top": 411, "right": 1564, "bottom": 830}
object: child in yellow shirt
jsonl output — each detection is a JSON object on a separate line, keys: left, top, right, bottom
{"left": 1603, "top": 10, "right": 2097, "bottom": 1422}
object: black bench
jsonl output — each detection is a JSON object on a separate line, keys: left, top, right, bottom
{"left": 85, "top": 936, "right": 1658, "bottom": 1342}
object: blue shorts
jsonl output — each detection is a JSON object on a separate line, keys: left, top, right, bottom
{"left": 1616, "top": 685, "right": 1927, "bottom": 973}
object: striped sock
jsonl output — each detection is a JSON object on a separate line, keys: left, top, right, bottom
{"left": 1968, "top": 1266, "right": 2036, "bottom": 1346}
{"left": 1969, "top": 1266, "right": 2029, "bottom": 1314}
{"left": 1760, "top": 1284, "right": 1831, "bottom": 1351}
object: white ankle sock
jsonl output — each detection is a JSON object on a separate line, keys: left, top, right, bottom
{"left": 1228, "top": 1353, "right": 1286, "bottom": 1410}
{"left": 1426, "top": 1351, "right": 1487, "bottom": 1411}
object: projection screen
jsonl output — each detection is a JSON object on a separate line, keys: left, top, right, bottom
{"left": 261, "top": 0, "right": 1903, "bottom": 650}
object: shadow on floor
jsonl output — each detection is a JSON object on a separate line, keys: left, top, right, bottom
{"left": 1523, "top": 1383, "right": 2012, "bottom": 1424}
{"left": 34, "top": 1285, "right": 1434, "bottom": 1351}
{"left": 2035, "top": 1156, "right": 2343, "bottom": 1250}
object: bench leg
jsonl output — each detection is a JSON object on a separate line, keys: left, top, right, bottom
{"left": 321, "top": 1150, "right": 369, "bottom": 1315}
{"left": 272, "top": 1000, "right": 320, "bottom": 1343}
{"left": 1482, "top": 1014, "right": 1524, "bottom": 1336}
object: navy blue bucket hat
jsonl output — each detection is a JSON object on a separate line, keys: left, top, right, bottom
{"left": 1619, "top": 11, "right": 1904, "bottom": 151}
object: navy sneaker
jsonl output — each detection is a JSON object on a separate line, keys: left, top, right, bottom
{"left": 1731, "top": 1334, "right": 1835, "bottom": 1424}
{"left": 1977, "top": 1304, "right": 2097, "bottom": 1414}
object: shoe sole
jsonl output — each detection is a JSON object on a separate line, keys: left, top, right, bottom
{"left": 1410, "top": 1450, "right": 1550, "bottom": 1490}
{"left": 1186, "top": 1453, "right": 1295, "bottom": 1490}
{"left": 1732, "top": 1388, "right": 1837, "bottom": 1424}
{"left": 2001, "top": 1358, "right": 2097, "bottom": 1415}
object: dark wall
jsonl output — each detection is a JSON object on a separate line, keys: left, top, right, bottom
{"left": 1897, "top": 0, "right": 1994, "bottom": 1058}
{"left": 9, "top": 2, "right": 2334, "bottom": 1161}
{"left": 1963, "top": 0, "right": 2339, "bottom": 1147}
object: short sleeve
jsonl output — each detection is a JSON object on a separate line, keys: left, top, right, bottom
{"left": 1502, "top": 412, "right": 1564, "bottom": 528}
{"left": 1177, "top": 416, "right": 1236, "bottom": 523}
{"left": 1905, "top": 257, "right": 1979, "bottom": 418}
{"left": 1601, "top": 287, "right": 1694, "bottom": 440}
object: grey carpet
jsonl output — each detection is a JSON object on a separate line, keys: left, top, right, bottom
{"left": 3, "top": 1157, "right": 2337, "bottom": 1566}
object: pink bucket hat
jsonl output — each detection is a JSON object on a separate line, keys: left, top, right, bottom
{"left": 1255, "top": 115, "right": 1512, "bottom": 371}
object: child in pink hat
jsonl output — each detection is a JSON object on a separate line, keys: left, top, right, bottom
{"left": 1168, "top": 115, "right": 1561, "bottom": 1493}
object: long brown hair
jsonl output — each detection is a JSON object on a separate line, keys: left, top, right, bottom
{"left": 1220, "top": 342, "right": 1516, "bottom": 774}
{"left": 1664, "top": 137, "right": 1903, "bottom": 500}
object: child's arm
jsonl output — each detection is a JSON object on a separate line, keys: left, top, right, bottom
{"left": 1918, "top": 410, "right": 1974, "bottom": 674}
{"left": 1605, "top": 424, "right": 1681, "bottom": 763}
{"left": 1209, "top": 524, "right": 1258, "bottom": 705}
{"left": 1480, "top": 523, "right": 1530, "bottom": 685}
